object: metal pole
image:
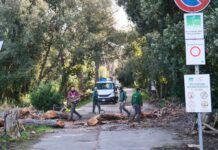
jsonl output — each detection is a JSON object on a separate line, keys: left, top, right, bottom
{"left": 195, "top": 65, "right": 204, "bottom": 150}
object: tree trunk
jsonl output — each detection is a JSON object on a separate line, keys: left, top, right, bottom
{"left": 38, "top": 39, "right": 53, "bottom": 84}
{"left": 95, "top": 61, "right": 99, "bottom": 82}
{"left": 87, "top": 113, "right": 127, "bottom": 126}
{"left": 78, "top": 72, "right": 85, "bottom": 92}
{"left": 19, "top": 119, "right": 65, "bottom": 128}
{"left": 4, "top": 109, "right": 21, "bottom": 138}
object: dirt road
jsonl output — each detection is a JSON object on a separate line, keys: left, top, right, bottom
{"left": 24, "top": 88, "right": 193, "bottom": 150}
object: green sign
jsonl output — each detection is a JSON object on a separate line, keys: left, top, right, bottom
{"left": 186, "top": 15, "right": 201, "bottom": 27}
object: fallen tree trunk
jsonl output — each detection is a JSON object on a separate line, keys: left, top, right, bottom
{"left": 87, "top": 113, "right": 127, "bottom": 126}
{"left": 141, "top": 111, "right": 155, "bottom": 119}
{"left": 19, "top": 119, "right": 65, "bottom": 128}
{"left": 99, "top": 113, "right": 127, "bottom": 121}
{"left": 43, "top": 111, "right": 69, "bottom": 120}
{"left": 19, "top": 108, "right": 31, "bottom": 119}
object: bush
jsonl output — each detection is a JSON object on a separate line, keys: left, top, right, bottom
{"left": 30, "top": 83, "right": 63, "bottom": 111}
{"left": 141, "top": 90, "right": 150, "bottom": 101}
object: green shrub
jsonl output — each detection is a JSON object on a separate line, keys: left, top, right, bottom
{"left": 141, "top": 90, "right": 150, "bottom": 101}
{"left": 30, "top": 83, "right": 63, "bottom": 111}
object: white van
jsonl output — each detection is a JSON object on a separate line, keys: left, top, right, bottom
{"left": 96, "top": 78, "right": 118, "bottom": 103}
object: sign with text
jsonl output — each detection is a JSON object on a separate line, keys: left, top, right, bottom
{"left": 184, "top": 74, "right": 212, "bottom": 112}
{"left": 186, "top": 39, "right": 205, "bottom": 65}
{"left": 184, "top": 13, "right": 204, "bottom": 39}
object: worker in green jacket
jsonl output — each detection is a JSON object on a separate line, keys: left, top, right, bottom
{"left": 92, "top": 87, "right": 101, "bottom": 114}
{"left": 131, "top": 88, "right": 143, "bottom": 123}
{"left": 119, "top": 87, "right": 130, "bottom": 117}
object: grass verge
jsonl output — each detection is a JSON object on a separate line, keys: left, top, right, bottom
{"left": 0, "top": 125, "right": 53, "bottom": 150}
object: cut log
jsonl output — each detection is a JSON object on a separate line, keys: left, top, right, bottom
{"left": 30, "top": 113, "right": 42, "bottom": 119}
{"left": 19, "top": 108, "right": 31, "bottom": 119}
{"left": 19, "top": 119, "right": 65, "bottom": 128}
{"left": 43, "top": 111, "right": 58, "bottom": 119}
{"left": 87, "top": 115, "right": 100, "bottom": 126}
{"left": 141, "top": 111, "right": 155, "bottom": 119}
{"left": 87, "top": 113, "right": 127, "bottom": 126}
{"left": 0, "top": 118, "right": 4, "bottom": 127}
{"left": 43, "top": 111, "right": 69, "bottom": 120}
{"left": 99, "top": 113, "right": 127, "bottom": 121}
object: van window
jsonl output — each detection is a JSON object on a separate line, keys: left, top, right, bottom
{"left": 97, "top": 83, "right": 114, "bottom": 90}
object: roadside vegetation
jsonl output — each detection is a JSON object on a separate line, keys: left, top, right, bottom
{"left": 0, "top": 0, "right": 129, "bottom": 109}
{"left": 0, "top": 125, "right": 53, "bottom": 150}
{"left": 116, "top": 0, "right": 218, "bottom": 108}
{"left": 0, "top": 0, "right": 218, "bottom": 149}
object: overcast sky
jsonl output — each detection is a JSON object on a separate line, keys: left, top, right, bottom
{"left": 111, "top": 0, "right": 134, "bottom": 31}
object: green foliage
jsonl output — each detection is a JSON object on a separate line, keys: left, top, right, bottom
{"left": 141, "top": 90, "right": 150, "bottom": 102}
{"left": 117, "top": 0, "right": 218, "bottom": 106}
{"left": 0, "top": 0, "right": 118, "bottom": 104}
{"left": 30, "top": 83, "right": 63, "bottom": 111}
{"left": 117, "top": 61, "right": 134, "bottom": 87}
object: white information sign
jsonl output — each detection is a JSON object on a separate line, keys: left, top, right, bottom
{"left": 0, "top": 41, "right": 3, "bottom": 51}
{"left": 184, "top": 13, "right": 204, "bottom": 39}
{"left": 184, "top": 74, "right": 212, "bottom": 113}
{"left": 186, "top": 39, "right": 205, "bottom": 65}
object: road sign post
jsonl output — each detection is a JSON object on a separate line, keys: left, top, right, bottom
{"left": 195, "top": 66, "right": 203, "bottom": 150}
{"left": 174, "top": 0, "right": 211, "bottom": 150}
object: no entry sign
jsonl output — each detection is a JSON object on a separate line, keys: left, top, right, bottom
{"left": 174, "top": 0, "right": 210, "bottom": 12}
{"left": 186, "top": 39, "right": 205, "bottom": 65}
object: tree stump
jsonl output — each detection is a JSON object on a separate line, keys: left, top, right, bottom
{"left": 4, "top": 109, "right": 22, "bottom": 138}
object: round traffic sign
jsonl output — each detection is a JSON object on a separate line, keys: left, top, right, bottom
{"left": 190, "top": 46, "right": 201, "bottom": 57}
{"left": 174, "top": 0, "right": 210, "bottom": 12}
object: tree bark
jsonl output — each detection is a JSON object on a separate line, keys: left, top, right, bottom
{"left": 87, "top": 113, "right": 127, "bottom": 126}
{"left": 19, "top": 119, "right": 65, "bottom": 128}
{"left": 4, "top": 109, "right": 21, "bottom": 138}
{"left": 95, "top": 61, "right": 99, "bottom": 82}
{"left": 43, "top": 110, "right": 69, "bottom": 120}
{"left": 38, "top": 39, "right": 53, "bottom": 84}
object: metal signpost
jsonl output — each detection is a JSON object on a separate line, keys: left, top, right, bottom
{"left": 174, "top": 0, "right": 211, "bottom": 150}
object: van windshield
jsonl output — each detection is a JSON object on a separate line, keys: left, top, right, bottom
{"left": 96, "top": 83, "right": 114, "bottom": 90}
